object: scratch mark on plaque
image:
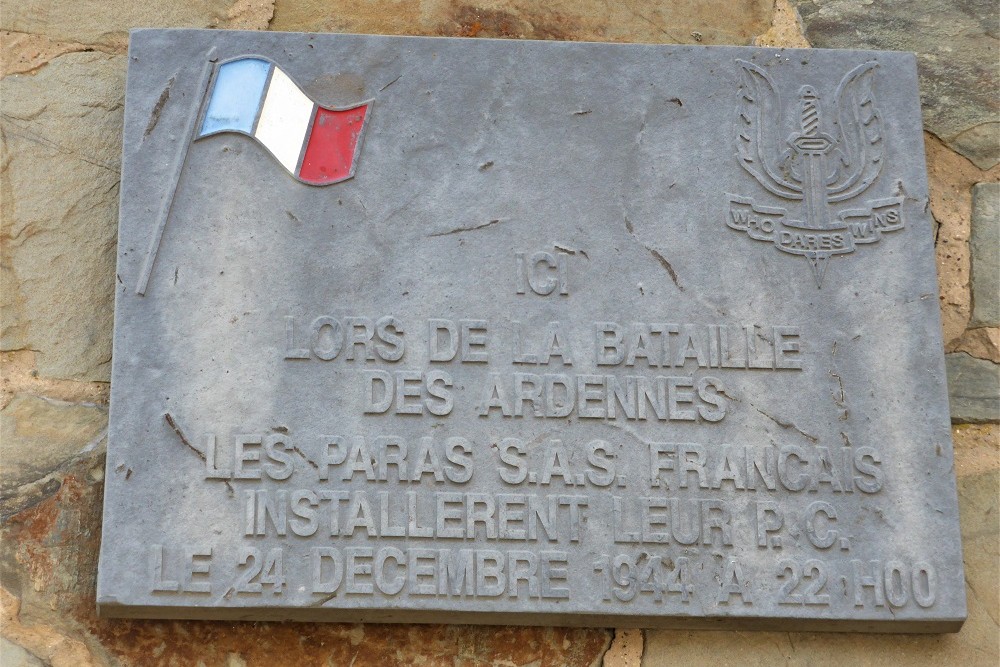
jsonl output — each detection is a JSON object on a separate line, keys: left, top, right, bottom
{"left": 647, "top": 248, "right": 683, "bottom": 291}
{"left": 830, "top": 370, "right": 848, "bottom": 419}
{"left": 573, "top": 109, "right": 592, "bottom": 116}
{"left": 291, "top": 445, "right": 319, "bottom": 470}
{"left": 379, "top": 192, "right": 419, "bottom": 226}
{"left": 164, "top": 413, "right": 196, "bottom": 451}
{"left": 526, "top": 431, "right": 554, "bottom": 448}
{"left": 903, "top": 292, "right": 935, "bottom": 305}
{"left": 478, "top": 160, "right": 494, "bottom": 171}
{"left": 870, "top": 506, "right": 894, "bottom": 528}
{"left": 173, "top": 267, "right": 178, "bottom": 285}
{"left": 668, "top": 97, "right": 683, "bottom": 107}
{"left": 144, "top": 76, "right": 175, "bottom": 139}
{"left": 164, "top": 412, "right": 234, "bottom": 495}
{"left": 607, "top": 422, "right": 655, "bottom": 448}
{"left": 379, "top": 74, "right": 402, "bottom": 92}
{"left": 554, "top": 244, "right": 589, "bottom": 259}
{"left": 621, "top": 216, "right": 684, "bottom": 291}
{"left": 430, "top": 218, "right": 503, "bottom": 237}
{"left": 751, "top": 405, "right": 819, "bottom": 443}
{"left": 310, "top": 592, "right": 338, "bottom": 607}
{"left": 286, "top": 210, "right": 299, "bottom": 223}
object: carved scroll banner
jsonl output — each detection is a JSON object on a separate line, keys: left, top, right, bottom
{"left": 99, "top": 30, "right": 964, "bottom": 632}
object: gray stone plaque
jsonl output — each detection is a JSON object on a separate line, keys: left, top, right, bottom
{"left": 98, "top": 29, "right": 965, "bottom": 632}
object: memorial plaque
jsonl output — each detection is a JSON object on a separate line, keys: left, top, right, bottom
{"left": 98, "top": 29, "right": 966, "bottom": 631}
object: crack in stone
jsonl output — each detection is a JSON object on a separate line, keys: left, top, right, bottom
{"left": 751, "top": 404, "right": 819, "bottom": 442}
{"left": 605, "top": 422, "right": 662, "bottom": 454}
{"left": 966, "top": 570, "right": 999, "bottom": 627}
{"left": 647, "top": 247, "right": 683, "bottom": 291}
{"left": 379, "top": 74, "right": 402, "bottom": 91}
{"left": 290, "top": 444, "right": 319, "bottom": 470}
{"left": 830, "top": 370, "right": 847, "bottom": 412}
{"left": 590, "top": 628, "right": 614, "bottom": 667}
{"left": 1, "top": 30, "right": 124, "bottom": 76}
{"left": 1, "top": 114, "right": 120, "bottom": 172}
{"left": 309, "top": 591, "right": 338, "bottom": 607}
{"left": 164, "top": 412, "right": 234, "bottom": 495}
{"left": 622, "top": 216, "right": 685, "bottom": 292}
{"left": 554, "top": 243, "right": 589, "bottom": 259}
{"left": 429, "top": 218, "right": 503, "bottom": 237}
{"left": 614, "top": 0, "right": 685, "bottom": 42}
{"left": 378, "top": 192, "right": 420, "bottom": 226}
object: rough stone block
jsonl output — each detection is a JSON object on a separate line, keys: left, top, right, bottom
{"left": 0, "top": 0, "right": 272, "bottom": 48}
{"left": 0, "top": 638, "right": 44, "bottom": 667}
{"left": 950, "top": 326, "right": 1000, "bottom": 364}
{"left": 970, "top": 183, "right": 999, "bottom": 328}
{"left": 0, "top": 53, "right": 123, "bottom": 381}
{"left": 793, "top": 0, "right": 1000, "bottom": 169}
{"left": 0, "top": 394, "right": 107, "bottom": 496}
{"left": 270, "top": 0, "right": 773, "bottom": 45}
{"left": 946, "top": 353, "right": 1000, "bottom": 423}
{"left": 957, "top": 470, "right": 999, "bottom": 628}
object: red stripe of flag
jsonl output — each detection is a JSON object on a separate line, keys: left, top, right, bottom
{"left": 299, "top": 105, "right": 371, "bottom": 185}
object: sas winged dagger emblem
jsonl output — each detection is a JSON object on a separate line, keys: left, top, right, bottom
{"left": 726, "top": 60, "right": 905, "bottom": 287}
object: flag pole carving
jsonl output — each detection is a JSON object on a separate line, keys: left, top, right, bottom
{"left": 135, "top": 48, "right": 217, "bottom": 296}
{"left": 136, "top": 54, "right": 373, "bottom": 296}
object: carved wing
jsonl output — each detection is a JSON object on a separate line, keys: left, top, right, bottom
{"left": 735, "top": 60, "right": 802, "bottom": 199}
{"left": 828, "top": 61, "right": 883, "bottom": 203}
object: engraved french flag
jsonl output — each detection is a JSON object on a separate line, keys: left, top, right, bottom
{"left": 197, "top": 57, "right": 371, "bottom": 185}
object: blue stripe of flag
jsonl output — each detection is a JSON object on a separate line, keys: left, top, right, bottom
{"left": 199, "top": 58, "right": 271, "bottom": 136}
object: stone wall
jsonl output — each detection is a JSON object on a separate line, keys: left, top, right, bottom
{"left": 1, "top": 1, "right": 996, "bottom": 664}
